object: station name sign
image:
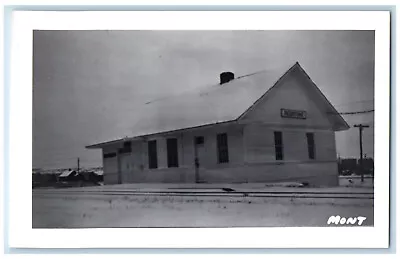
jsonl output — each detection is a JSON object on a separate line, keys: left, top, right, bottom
{"left": 280, "top": 109, "right": 307, "bottom": 119}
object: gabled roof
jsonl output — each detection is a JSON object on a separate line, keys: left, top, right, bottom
{"left": 87, "top": 62, "right": 349, "bottom": 149}
{"left": 59, "top": 170, "right": 77, "bottom": 178}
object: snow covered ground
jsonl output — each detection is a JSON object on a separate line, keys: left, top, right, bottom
{"left": 32, "top": 176, "right": 374, "bottom": 228}
{"left": 33, "top": 192, "right": 373, "bottom": 228}
{"left": 339, "top": 175, "right": 374, "bottom": 188}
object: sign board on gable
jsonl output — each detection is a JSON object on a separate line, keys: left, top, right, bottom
{"left": 281, "top": 109, "right": 307, "bottom": 119}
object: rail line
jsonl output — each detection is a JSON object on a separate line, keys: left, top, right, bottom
{"left": 33, "top": 189, "right": 374, "bottom": 200}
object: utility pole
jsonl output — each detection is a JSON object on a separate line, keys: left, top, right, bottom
{"left": 354, "top": 124, "right": 370, "bottom": 182}
{"left": 77, "top": 157, "right": 80, "bottom": 173}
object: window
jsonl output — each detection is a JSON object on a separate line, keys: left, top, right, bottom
{"left": 217, "top": 133, "right": 229, "bottom": 163}
{"left": 274, "top": 131, "right": 284, "bottom": 160}
{"left": 119, "top": 141, "right": 132, "bottom": 154}
{"left": 195, "top": 136, "right": 204, "bottom": 145}
{"left": 148, "top": 140, "right": 158, "bottom": 169}
{"left": 103, "top": 152, "right": 116, "bottom": 159}
{"left": 167, "top": 138, "right": 179, "bottom": 168}
{"left": 306, "top": 132, "right": 316, "bottom": 159}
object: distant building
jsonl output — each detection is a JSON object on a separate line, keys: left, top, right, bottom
{"left": 359, "top": 157, "right": 374, "bottom": 168}
{"left": 86, "top": 62, "right": 349, "bottom": 186}
{"left": 58, "top": 170, "right": 85, "bottom": 182}
{"left": 339, "top": 158, "right": 358, "bottom": 174}
{"left": 337, "top": 157, "right": 374, "bottom": 176}
{"left": 358, "top": 157, "right": 374, "bottom": 175}
{"left": 80, "top": 169, "right": 104, "bottom": 183}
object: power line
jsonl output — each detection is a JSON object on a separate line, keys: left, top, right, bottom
{"left": 333, "top": 99, "right": 374, "bottom": 107}
{"left": 328, "top": 109, "right": 374, "bottom": 115}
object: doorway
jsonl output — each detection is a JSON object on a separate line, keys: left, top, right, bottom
{"left": 194, "top": 136, "right": 206, "bottom": 183}
{"left": 119, "top": 153, "right": 132, "bottom": 183}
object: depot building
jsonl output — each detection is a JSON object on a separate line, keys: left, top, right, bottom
{"left": 86, "top": 62, "right": 349, "bottom": 186}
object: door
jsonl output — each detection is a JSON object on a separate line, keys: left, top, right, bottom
{"left": 103, "top": 155, "right": 118, "bottom": 184}
{"left": 119, "top": 154, "right": 132, "bottom": 183}
{"left": 194, "top": 136, "right": 206, "bottom": 183}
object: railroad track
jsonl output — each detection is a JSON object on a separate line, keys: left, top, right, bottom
{"left": 32, "top": 189, "right": 374, "bottom": 200}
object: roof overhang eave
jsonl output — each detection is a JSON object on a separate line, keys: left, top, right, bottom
{"left": 86, "top": 120, "right": 239, "bottom": 149}
{"left": 333, "top": 123, "right": 351, "bottom": 132}
{"left": 85, "top": 138, "right": 126, "bottom": 149}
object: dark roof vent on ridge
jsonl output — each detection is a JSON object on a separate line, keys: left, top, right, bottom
{"left": 220, "top": 72, "right": 235, "bottom": 85}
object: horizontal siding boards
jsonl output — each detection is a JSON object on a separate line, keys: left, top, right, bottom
{"left": 244, "top": 124, "right": 276, "bottom": 163}
{"left": 244, "top": 124, "right": 336, "bottom": 163}
{"left": 182, "top": 134, "right": 195, "bottom": 167}
{"left": 127, "top": 162, "right": 338, "bottom": 186}
{"left": 99, "top": 128, "right": 338, "bottom": 186}
{"left": 204, "top": 132, "right": 217, "bottom": 166}
{"left": 240, "top": 70, "right": 333, "bottom": 129}
{"left": 226, "top": 128, "right": 245, "bottom": 165}
{"left": 315, "top": 131, "right": 337, "bottom": 161}
{"left": 174, "top": 124, "right": 244, "bottom": 168}
{"left": 131, "top": 167, "right": 194, "bottom": 183}
{"left": 197, "top": 161, "right": 339, "bottom": 186}
{"left": 100, "top": 125, "right": 338, "bottom": 185}
{"left": 282, "top": 130, "right": 308, "bottom": 161}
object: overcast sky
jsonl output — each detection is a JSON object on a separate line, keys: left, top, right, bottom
{"left": 33, "top": 30, "right": 374, "bottom": 170}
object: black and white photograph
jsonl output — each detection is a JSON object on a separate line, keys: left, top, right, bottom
{"left": 5, "top": 10, "right": 391, "bottom": 250}
{"left": 32, "top": 29, "right": 375, "bottom": 228}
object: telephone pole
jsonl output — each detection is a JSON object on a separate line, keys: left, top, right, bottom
{"left": 77, "top": 157, "right": 80, "bottom": 173}
{"left": 354, "top": 124, "right": 370, "bottom": 182}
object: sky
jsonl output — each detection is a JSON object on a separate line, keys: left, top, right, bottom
{"left": 33, "top": 30, "right": 375, "bottom": 170}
